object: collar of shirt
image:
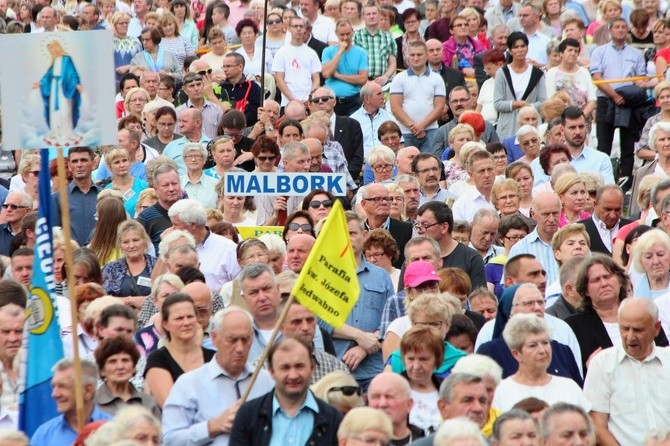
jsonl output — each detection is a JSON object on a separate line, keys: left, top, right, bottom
{"left": 616, "top": 343, "right": 666, "bottom": 365}
{"left": 365, "top": 217, "right": 390, "bottom": 231}
{"left": 330, "top": 113, "right": 336, "bottom": 136}
{"left": 96, "top": 382, "right": 143, "bottom": 405}
{"left": 186, "top": 99, "right": 214, "bottom": 110}
{"left": 609, "top": 41, "right": 627, "bottom": 51}
{"left": 206, "top": 357, "right": 254, "bottom": 381}
{"left": 272, "top": 390, "right": 319, "bottom": 416}
{"left": 592, "top": 212, "right": 618, "bottom": 232}
{"left": 526, "top": 227, "right": 550, "bottom": 246}
{"left": 407, "top": 66, "right": 431, "bottom": 76}
{"left": 468, "top": 243, "right": 501, "bottom": 261}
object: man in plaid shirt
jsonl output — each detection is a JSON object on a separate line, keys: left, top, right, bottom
{"left": 353, "top": 3, "right": 397, "bottom": 86}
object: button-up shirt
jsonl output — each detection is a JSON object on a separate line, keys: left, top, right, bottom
{"left": 177, "top": 100, "right": 223, "bottom": 139}
{"left": 353, "top": 27, "right": 397, "bottom": 79}
{"left": 569, "top": 146, "right": 615, "bottom": 185}
{"left": 162, "top": 360, "right": 275, "bottom": 446}
{"left": 163, "top": 135, "right": 212, "bottom": 175}
{"left": 526, "top": 30, "right": 551, "bottom": 65}
{"left": 592, "top": 213, "right": 619, "bottom": 253}
{"left": 451, "top": 188, "right": 495, "bottom": 222}
{"left": 469, "top": 243, "right": 504, "bottom": 265}
{"left": 350, "top": 106, "right": 398, "bottom": 158}
{"left": 52, "top": 181, "right": 101, "bottom": 247}
{"left": 31, "top": 407, "right": 112, "bottom": 446}
{"left": 590, "top": 41, "right": 646, "bottom": 97}
{"left": 508, "top": 227, "right": 559, "bottom": 284}
{"left": 180, "top": 172, "right": 218, "bottom": 209}
{"left": 419, "top": 187, "right": 457, "bottom": 206}
{"left": 269, "top": 391, "right": 319, "bottom": 446}
{"left": 584, "top": 344, "right": 670, "bottom": 446}
{"left": 197, "top": 230, "right": 241, "bottom": 291}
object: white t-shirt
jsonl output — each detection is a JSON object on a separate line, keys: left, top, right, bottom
{"left": 387, "top": 315, "right": 412, "bottom": 338}
{"left": 477, "top": 78, "right": 497, "bottom": 123}
{"left": 509, "top": 64, "right": 532, "bottom": 100}
{"left": 271, "top": 43, "right": 322, "bottom": 106}
{"left": 492, "top": 375, "right": 592, "bottom": 412}
{"left": 389, "top": 68, "right": 447, "bottom": 134}
{"left": 410, "top": 389, "right": 441, "bottom": 432}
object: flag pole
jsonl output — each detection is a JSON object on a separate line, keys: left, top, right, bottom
{"left": 56, "top": 148, "right": 85, "bottom": 430}
{"left": 259, "top": 0, "right": 269, "bottom": 102}
{"left": 239, "top": 294, "right": 294, "bottom": 404}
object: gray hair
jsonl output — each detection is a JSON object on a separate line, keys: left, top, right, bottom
{"left": 182, "top": 142, "right": 207, "bottom": 159}
{"left": 516, "top": 124, "right": 539, "bottom": 140}
{"left": 490, "top": 23, "right": 511, "bottom": 36}
{"left": 167, "top": 199, "right": 207, "bottom": 227}
{"left": 212, "top": 305, "right": 254, "bottom": 333}
{"left": 517, "top": 105, "right": 540, "bottom": 125}
{"left": 366, "top": 145, "right": 395, "bottom": 166}
{"left": 360, "top": 82, "right": 381, "bottom": 99}
{"left": 647, "top": 430, "right": 670, "bottom": 445}
{"left": 404, "top": 236, "right": 440, "bottom": 261}
{"left": 283, "top": 141, "right": 309, "bottom": 161}
{"left": 492, "top": 409, "right": 538, "bottom": 442}
{"left": 158, "top": 229, "right": 196, "bottom": 260}
{"left": 111, "top": 406, "right": 161, "bottom": 443}
{"left": 541, "top": 403, "right": 593, "bottom": 440}
{"left": 239, "top": 263, "right": 275, "bottom": 288}
{"left": 651, "top": 179, "right": 670, "bottom": 214}
{"left": 434, "top": 417, "right": 487, "bottom": 446}
{"left": 151, "top": 162, "right": 178, "bottom": 186}
{"left": 618, "top": 297, "right": 659, "bottom": 323}
{"left": 52, "top": 358, "right": 98, "bottom": 386}
{"left": 472, "top": 208, "right": 500, "bottom": 226}
{"left": 503, "top": 313, "right": 551, "bottom": 351}
{"left": 550, "top": 163, "right": 577, "bottom": 187}
{"left": 451, "top": 354, "right": 503, "bottom": 386}
{"left": 258, "top": 233, "right": 287, "bottom": 255}
{"left": 6, "top": 191, "right": 32, "bottom": 208}
{"left": 344, "top": 210, "right": 365, "bottom": 231}
{"left": 649, "top": 121, "right": 670, "bottom": 150}
{"left": 632, "top": 229, "right": 670, "bottom": 274}
{"left": 439, "top": 373, "right": 483, "bottom": 402}
{"left": 394, "top": 173, "right": 420, "bottom": 188}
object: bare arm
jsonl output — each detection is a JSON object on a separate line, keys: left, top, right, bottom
{"left": 590, "top": 411, "right": 620, "bottom": 446}
{"left": 274, "top": 72, "right": 295, "bottom": 102}
{"left": 416, "top": 96, "right": 446, "bottom": 129}
{"left": 390, "top": 93, "right": 413, "bottom": 128}
{"left": 322, "top": 46, "right": 344, "bottom": 78}
{"left": 145, "top": 368, "right": 175, "bottom": 408}
{"left": 335, "top": 70, "right": 369, "bottom": 86}
{"left": 381, "top": 332, "right": 400, "bottom": 362}
{"left": 311, "top": 72, "right": 320, "bottom": 93}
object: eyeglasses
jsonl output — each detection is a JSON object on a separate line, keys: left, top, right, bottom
{"left": 257, "top": 155, "right": 276, "bottom": 162}
{"left": 451, "top": 22, "right": 468, "bottom": 28}
{"left": 328, "top": 386, "right": 361, "bottom": 396}
{"left": 291, "top": 24, "right": 305, "bottom": 28}
{"left": 311, "top": 95, "right": 334, "bottom": 104}
{"left": 513, "top": 299, "right": 545, "bottom": 308}
{"left": 184, "top": 154, "right": 203, "bottom": 160}
{"left": 2, "top": 204, "right": 29, "bottom": 210}
{"left": 520, "top": 137, "right": 539, "bottom": 147}
{"left": 157, "top": 121, "right": 176, "bottom": 127}
{"left": 352, "top": 436, "right": 389, "bottom": 446}
{"left": 493, "top": 154, "right": 507, "bottom": 161}
{"left": 309, "top": 199, "right": 333, "bottom": 209}
{"left": 224, "top": 131, "right": 244, "bottom": 139}
{"left": 414, "top": 319, "right": 443, "bottom": 328}
{"left": 416, "top": 166, "right": 440, "bottom": 175}
{"left": 196, "top": 69, "right": 212, "bottom": 75}
{"left": 504, "top": 234, "right": 525, "bottom": 241}
{"left": 288, "top": 223, "right": 312, "bottom": 231}
{"left": 414, "top": 221, "right": 441, "bottom": 231}
{"left": 363, "top": 196, "right": 392, "bottom": 203}
{"left": 267, "top": 19, "right": 282, "bottom": 24}
{"left": 365, "top": 251, "right": 385, "bottom": 260}
{"left": 372, "top": 164, "right": 393, "bottom": 173}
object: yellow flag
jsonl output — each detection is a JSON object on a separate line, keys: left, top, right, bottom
{"left": 237, "top": 226, "right": 284, "bottom": 240}
{"left": 291, "top": 200, "right": 360, "bottom": 329}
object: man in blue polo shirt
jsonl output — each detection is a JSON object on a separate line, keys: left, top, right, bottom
{"left": 31, "top": 359, "right": 111, "bottom": 446}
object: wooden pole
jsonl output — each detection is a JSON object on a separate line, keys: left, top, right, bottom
{"left": 56, "top": 148, "right": 85, "bottom": 430}
{"left": 239, "top": 294, "right": 294, "bottom": 404}
{"left": 259, "top": 0, "right": 269, "bottom": 102}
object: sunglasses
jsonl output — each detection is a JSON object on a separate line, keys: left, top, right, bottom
{"left": 257, "top": 155, "right": 276, "bottom": 162}
{"left": 196, "top": 69, "right": 212, "bottom": 75}
{"left": 328, "top": 386, "right": 361, "bottom": 396}
{"left": 3, "top": 204, "right": 29, "bottom": 210}
{"left": 267, "top": 19, "right": 282, "bottom": 24}
{"left": 311, "top": 95, "right": 333, "bottom": 104}
{"left": 288, "top": 223, "right": 312, "bottom": 231}
{"left": 308, "top": 199, "right": 333, "bottom": 209}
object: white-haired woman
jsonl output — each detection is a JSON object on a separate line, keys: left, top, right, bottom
{"left": 434, "top": 417, "right": 488, "bottom": 446}
{"left": 257, "top": 233, "right": 286, "bottom": 274}
{"left": 637, "top": 82, "right": 670, "bottom": 162}
{"left": 10, "top": 153, "right": 40, "bottom": 207}
{"left": 449, "top": 141, "right": 486, "bottom": 197}
{"left": 502, "top": 105, "right": 541, "bottom": 163}
{"left": 364, "top": 145, "right": 397, "bottom": 185}
{"left": 442, "top": 124, "right": 474, "bottom": 188}
{"left": 632, "top": 229, "right": 670, "bottom": 300}
{"left": 181, "top": 143, "right": 217, "bottom": 209}
{"left": 492, "top": 313, "right": 591, "bottom": 411}
{"left": 631, "top": 121, "right": 670, "bottom": 215}
{"left": 515, "top": 125, "right": 542, "bottom": 165}
{"left": 111, "top": 405, "right": 161, "bottom": 444}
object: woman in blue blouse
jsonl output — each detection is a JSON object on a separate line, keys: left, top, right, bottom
{"left": 112, "top": 12, "right": 142, "bottom": 84}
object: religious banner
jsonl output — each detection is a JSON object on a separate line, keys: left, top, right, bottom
{"left": 0, "top": 31, "right": 117, "bottom": 149}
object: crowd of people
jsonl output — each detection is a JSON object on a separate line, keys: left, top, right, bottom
{"left": 3, "top": 0, "right": 670, "bottom": 443}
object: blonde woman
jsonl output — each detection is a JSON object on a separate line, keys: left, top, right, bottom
{"left": 554, "top": 172, "right": 590, "bottom": 227}
{"left": 311, "top": 370, "right": 364, "bottom": 415}
{"left": 443, "top": 124, "right": 475, "bottom": 189}
{"left": 104, "top": 147, "right": 149, "bottom": 216}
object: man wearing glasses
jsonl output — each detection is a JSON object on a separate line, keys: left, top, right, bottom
{"left": 272, "top": 17, "right": 321, "bottom": 107}
{"left": 220, "top": 53, "right": 261, "bottom": 126}
{"left": 360, "top": 183, "right": 412, "bottom": 268}
{"left": 411, "top": 153, "right": 456, "bottom": 206}
{"left": 0, "top": 192, "right": 31, "bottom": 256}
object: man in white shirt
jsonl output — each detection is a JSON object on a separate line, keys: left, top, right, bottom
{"left": 272, "top": 17, "right": 321, "bottom": 107}
{"left": 300, "top": 0, "right": 337, "bottom": 45}
{"left": 518, "top": 1, "right": 551, "bottom": 67}
{"left": 350, "top": 82, "right": 398, "bottom": 158}
{"left": 451, "top": 151, "right": 496, "bottom": 222}
{"left": 584, "top": 298, "right": 670, "bottom": 446}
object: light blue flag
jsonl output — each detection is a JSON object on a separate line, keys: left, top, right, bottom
{"left": 19, "top": 149, "right": 64, "bottom": 437}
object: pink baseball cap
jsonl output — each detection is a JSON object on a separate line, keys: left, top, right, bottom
{"left": 404, "top": 261, "right": 441, "bottom": 288}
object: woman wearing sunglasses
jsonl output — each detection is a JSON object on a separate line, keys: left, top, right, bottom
{"left": 252, "top": 135, "right": 280, "bottom": 173}
{"left": 311, "top": 370, "right": 363, "bottom": 415}
{"left": 264, "top": 12, "right": 286, "bottom": 60}
{"left": 282, "top": 211, "right": 316, "bottom": 243}
{"left": 301, "top": 189, "right": 335, "bottom": 223}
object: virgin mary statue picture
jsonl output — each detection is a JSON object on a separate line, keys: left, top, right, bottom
{"left": 32, "top": 40, "right": 84, "bottom": 147}
{"left": 0, "top": 32, "right": 117, "bottom": 150}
